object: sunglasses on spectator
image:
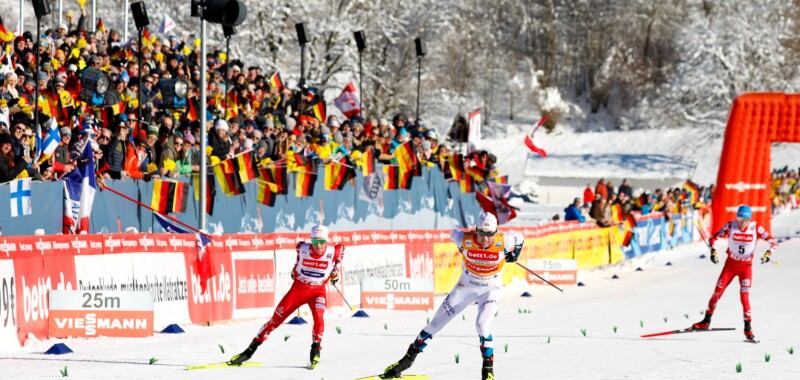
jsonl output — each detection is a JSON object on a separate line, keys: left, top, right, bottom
{"left": 98, "top": 135, "right": 111, "bottom": 141}
{"left": 311, "top": 238, "right": 327, "bottom": 245}
{"left": 476, "top": 230, "right": 497, "bottom": 238}
{"left": 15, "top": 127, "right": 25, "bottom": 131}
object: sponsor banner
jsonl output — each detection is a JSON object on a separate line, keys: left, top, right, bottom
{"left": 341, "top": 244, "right": 406, "bottom": 306}
{"left": 232, "top": 255, "right": 276, "bottom": 319}
{"left": 607, "top": 228, "right": 625, "bottom": 264}
{"left": 524, "top": 260, "right": 578, "bottom": 286}
{"left": 572, "top": 227, "right": 610, "bottom": 269}
{"left": 0, "top": 235, "right": 103, "bottom": 259}
{"left": 101, "top": 234, "right": 181, "bottom": 255}
{"left": 49, "top": 290, "right": 153, "bottom": 338}
{"left": 14, "top": 255, "right": 77, "bottom": 345}
{"left": 405, "top": 242, "right": 434, "bottom": 279}
{"left": 0, "top": 261, "right": 19, "bottom": 350}
{"left": 433, "top": 242, "right": 461, "bottom": 294}
{"left": 74, "top": 249, "right": 191, "bottom": 330}
{"left": 361, "top": 278, "right": 434, "bottom": 311}
{"left": 184, "top": 239, "right": 234, "bottom": 324}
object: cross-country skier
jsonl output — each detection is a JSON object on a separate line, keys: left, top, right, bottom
{"left": 692, "top": 205, "right": 777, "bottom": 342}
{"left": 381, "top": 212, "right": 524, "bottom": 380}
{"left": 228, "top": 225, "right": 344, "bottom": 368}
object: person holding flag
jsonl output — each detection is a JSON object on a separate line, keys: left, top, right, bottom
{"left": 228, "top": 225, "right": 344, "bottom": 370}
{"left": 692, "top": 205, "right": 778, "bottom": 342}
{"left": 381, "top": 212, "right": 524, "bottom": 380}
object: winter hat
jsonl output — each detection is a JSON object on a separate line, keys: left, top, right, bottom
{"left": 243, "top": 138, "right": 254, "bottom": 150}
{"left": 286, "top": 117, "right": 297, "bottom": 130}
{"left": 397, "top": 127, "right": 409, "bottom": 137}
{"left": 184, "top": 133, "right": 195, "bottom": 145}
{"left": 214, "top": 119, "right": 229, "bottom": 131}
{"left": 310, "top": 225, "right": 329, "bottom": 240}
{"left": 477, "top": 212, "right": 498, "bottom": 232}
{"left": 59, "top": 127, "right": 72, "bottom": 136}
{"left": 333, "top": 131, "right": 343, "bottom": 143}
{"left": 0, "top": 133, "right": 13, "bottom": 145}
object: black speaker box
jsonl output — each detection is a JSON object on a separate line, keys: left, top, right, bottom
{"left": 130, "top": 1, "right": 150, "bottom": 29}
{"left": 295, "top": 22, "right": 309, "bottom": 45}
{"left": 32, "top": 0, "right": 52, "bottom": 19}
{"left": 415, "top": 37, "right": 426, "bottom": 57}
{"left": 354, "top": 30, "right": 366, "bottom": 52}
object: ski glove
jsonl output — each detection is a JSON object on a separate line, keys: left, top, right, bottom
{"left": 710, "top": 248, "right": 719, "bottom": 264}
{"left": 760, "top": 251, "right": 771, "bottom": 264}
{"left": 505, "top": 244, "right": 523, "bottom": 263}
{"left": 330, "top": 272, "right": 339, "bottom": 286}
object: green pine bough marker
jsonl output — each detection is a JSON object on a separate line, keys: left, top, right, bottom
{"left": 455, "top": 354, "right": 460, "bottom": 364}
{"left": 218, "top": 344, "right": 225, "bottom": 353}
{"left": 284, "top": 334, "right": 291, "bottom": 341}
{"left": 581, "top": 329, "right": 586, "bottom": 337}
{"left": 765, "top": 354, "right": 771, "bottom": 362}
{"left": 613, "top": 326, "right": 618, "bottom": 333}
{"left": 736, "top": 362, "right": 742, "bottom": 373}
{"left": 462, "top": 315, "right": 465, "bottom": 321}
{"left": 336, "top": 326, "right": 342, "bottom": 334}
{"left": 149, "top": 357, "right": 158, "bottom": 365}
{"left": 788, "top": 347, "right": 794, "bottom": 355}
{"left": 426, "top": 317, "right": 430, "bottom": 324}
{"left": 384, "top": 323, "right": 388, "bottom": 330}
{"left": 684, "top": 314, "right": 689, "bottom": 319}
{"left": 663, "top": 317, "right": 668, "bottom": 323}
{"left": 60, "top": 366, "right": 68, "bottom": 377}
{"left": 640, "top": 320, "right": 644, "bottom": 328}
{"left": 504, "top": 343, "right": 509, "bottom": 353}
{"left": 547, "top": 336, "right": 551, "bottom": 344}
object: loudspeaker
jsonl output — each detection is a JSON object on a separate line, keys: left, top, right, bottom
{"left": 130, "top": 1, "right": 150, "bottom": 29}
{"left": 223, "top": 25, "right": 237, "bottom": 38}
{"left": 295, "top": 22, "right": 309, "bottom": 46}
{"left": 354, "top": 30, "right": 366, "bottom": 52}
{"left": 203, "top": 0, "right": 247, "bottom": 27}
{"left": 415, "top": 37, "right": 426, "bottom": 57}
{"left": 32, "top": 0, "right": 52, "bottom": 19}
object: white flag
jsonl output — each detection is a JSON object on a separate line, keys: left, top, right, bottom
{"left": 359, "top": 171, "right": 384, "bottom": 205}
{"left": 467, "top": 109, "right": 481, "bottom": 153}
{"left": 159, "top": 14, "right": 176, "bottom": 34}
{"left": 10, "top": 178, "right": 32, "bottom": 217}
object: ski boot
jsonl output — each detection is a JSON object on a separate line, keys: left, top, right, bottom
{"left": 309, "top": 342, "right": 321, "bottom": 369}
{"left": 482, "top": 356, "right": 494, "bottom": 380}
{"left": 381, "top": 345, "right": 420, "bottom": 379}
{"left": 228, "top": 339, "right": 261, "bottom": 365}
{"left": 744, "top": 320, "right": 757, "bottom": 342}
{"left": 692, "top": 312, "right": 712, "bottom": 330}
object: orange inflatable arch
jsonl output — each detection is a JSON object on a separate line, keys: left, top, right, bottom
{"left": 713, "top": 93, "right": 800, "bottom": 233}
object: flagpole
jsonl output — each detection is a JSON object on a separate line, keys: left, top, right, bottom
{"left": 18, "top": 0, "right": 23, "bottom": 35}
{"left": 92, "top": 0, "right": 96, "bottom": 33}
{"left": 199, "top": 17, "right": 208, "bottom": 231}
{"left": 103, "top": 185, "right": 213, "bottom": 238}
{"left": 123, "top": 0, "right": 129, "bottom": 42}
{"left": 58, "top": 0, "right": 63, "bottom": 29}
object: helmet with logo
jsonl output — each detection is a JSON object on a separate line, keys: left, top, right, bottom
{"left": 311, "top": 225, "right": 329, "bottom": 240}
{"left": 477, "top": 212, "right": 498, "bottom": 233}
{"left": 736, "top": 205, "right": 752, "bottom": 219}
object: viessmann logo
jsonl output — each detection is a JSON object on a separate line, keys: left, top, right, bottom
{"left": 54, "top": 313, "right": 149, "bottom": 336}
{"left": 724, "top": 182, "right": 767, "bottom": 193}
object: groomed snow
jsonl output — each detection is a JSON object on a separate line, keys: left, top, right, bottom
{"left": 3, "top": 212, "right": 798, "bottom": 379}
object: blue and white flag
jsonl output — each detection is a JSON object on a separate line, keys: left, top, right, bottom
{"left": 9, "top": 178, "right": 32, "bottom": 217}
{"left": 154, "top": 213, "right": 213, "bottom": 294}
{"left": 36, "top": 117, "right": 60, "bottom": 163}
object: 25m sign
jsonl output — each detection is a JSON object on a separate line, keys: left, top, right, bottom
{"left": 49, "top": 291, "right": 154, "bottom": 338}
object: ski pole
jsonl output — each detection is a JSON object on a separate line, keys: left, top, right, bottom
{"left": 332, "top": 284, "right": 354, "bottom": 310}
{"left": 693, "top": 223, "right": 711, "bottom": 248}
{"left": 515, "top": 262, "right": 564, "bottom": 293}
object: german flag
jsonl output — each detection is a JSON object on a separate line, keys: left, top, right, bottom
{"left": 101, "top": 102, "right": 125, "bottom": 127}
{"left": 151, "top": 180, "right": 188, "bottom": 214}
{"left": 235, "top": 152, "right": 257, "bottom": 183}
{"left": 610, "top": 204, "right": 623, "bottom": 223}
{"left": 186, "top": 96, "right": 199, "bottom": 122}
{"left": 683, "top": 180, "right": 699, "bottom": 205}
{"left": 0, "top": 22, "right": 14, "bottom": 43}
{"left": 259, "top": 165, "right": 288, "bottom": 194}
{"left": 257, "top": 180, "right": 277, "bottom": 206}
{"left": 489, "top": 175, "right": 508, "bottom": 184}
{"left": 460, "top": 174, "right": 474, "bottom": 193}
{"left": 360, "top": 148, "right": 375, "bottom": 176}
{"left": 270, "top": 72, "right": 284, "bottom": 92}
{"left": 621, "top": 229, "right": 634, "bottom": 247}
{"left": 325, "top": 158, "right": 353, "bottom": 191}
{"left": 214, "top": 158, "right": 246, "bottom": 196}
{"left": 224, "top": 91, "right": 239, "bottom": 119}
{"left": 465, "top": 165, "right": 486, "bottom": 182}
{"left": 447, "top": 154, "right": 464, "bottom": 180}
{"left": 384, "top": 165, "right": 399, "bottom": 190}
{"left": 399, "top": 168, "right": 413, "bottom": 190}
{"left": 393, "top": 141, "right": 418, "bottom": 173}
{"left": 624, "top": 214, "right": 637, "bottom": 230}
{"left": 193, "top": 173, "right": 216, "bottom": 215}
{"left": 142, "top": 29, "right": 152, "bottom": 46}
{"left": 312, "top": 101, "right": 327, "bottom": 122}
{"left": 96, "top": 18, "right": 106, "bottom": 34}
{"left": 295, "top": 161, "right": 317, "bottom": 197}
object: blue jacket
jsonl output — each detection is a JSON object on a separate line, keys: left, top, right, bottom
{"left": 564, "top": 204, "right": 585, "bottom": 223}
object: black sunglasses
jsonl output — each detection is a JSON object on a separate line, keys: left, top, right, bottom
{"left": 476, "top": 230, "right": 497, "bottom": 238}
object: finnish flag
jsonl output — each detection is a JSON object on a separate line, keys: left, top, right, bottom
{"left": 10, "top": 178, "right": 32, "bottom": 217}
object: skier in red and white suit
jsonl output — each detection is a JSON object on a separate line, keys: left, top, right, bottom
{"left": 229, "top": 225, "right": 344, "bottom": 368}
{"left": 692, "top": 205, "right": 777, "bottom": 341}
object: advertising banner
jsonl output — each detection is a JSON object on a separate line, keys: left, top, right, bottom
{"left": 49, "top": 290, "right": 153, "bottom": 338}
{"left": 361, "top": 278, "right": 434, "bottom": 311}
{"left": 524, "top": 259, "right": 578, "bottom": 286}
{"left": 0, "top": 260, "right": 19, "bottom": 350}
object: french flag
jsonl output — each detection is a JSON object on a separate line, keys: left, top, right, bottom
{"left": 63, "top": 142, "right": 97, "bottom": 234}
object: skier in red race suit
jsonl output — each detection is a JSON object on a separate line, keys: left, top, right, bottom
{"left": 228, "top": 225, "right": 344, "bottom": 368}
{"left": 692, "top": 205, "right": 777, "bottom": 341}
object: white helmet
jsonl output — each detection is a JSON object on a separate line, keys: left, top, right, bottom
{"left": 311, "top": 225, "right": 329, "bottom": 240}
{"left": 477, "top": 212, "right": 498, "bottom": 232}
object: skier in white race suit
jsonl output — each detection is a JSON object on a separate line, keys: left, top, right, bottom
{"left": 381, "top": 212, "right": 524, "bottom": 380}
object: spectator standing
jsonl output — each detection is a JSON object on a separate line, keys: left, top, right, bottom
{"left": 583, "top": 184, "right": 594, "bottom": 208}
